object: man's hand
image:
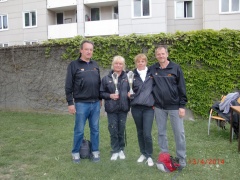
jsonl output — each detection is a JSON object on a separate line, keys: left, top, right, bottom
{"left": 179, "top": 108, "right": 185, "bottom": 118}
{"left": 68, "top": 105, "right": 76, "bottom": 115}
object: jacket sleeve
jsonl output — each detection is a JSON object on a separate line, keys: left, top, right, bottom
{"left": 65, "top": 63, "right": 74, "bottom": 106}
{"left": 177, "top": 67, "right": 188, "bottom": 108}
{"left": 100, "top": 77, "right": 111, "bottom": 100}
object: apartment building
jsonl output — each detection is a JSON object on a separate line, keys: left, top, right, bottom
{"left": 0, "top": 0, "right": 240, "bottom": 47}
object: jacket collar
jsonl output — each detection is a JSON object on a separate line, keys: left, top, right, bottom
{"left": 78, "top": 57, "right": 92, "bottom": 63}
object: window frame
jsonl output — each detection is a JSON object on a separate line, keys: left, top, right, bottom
{"left": 220, "top": 0, "right": 240, "bottom": 14}
{"left": 56, "top": 12, "right": 64, "bottom": 24}
{"left": 0, "top": 43, "right": 8, "bottom": 48}
{"left": 24, "top": 40, "right": 38, "bottom": 45}
{"left": 132, "top": 0, "right": 151, "bottom": 18}
{"left": 91, "top": 8, "right": 100, "bottom": 21}
{"left": 23, "top": 10, "right": 37, "bottom": 28}
{"left": 0, "top": 14, "right": 8, "bottom": 31}
{"left": 175, "top": 0, "right": 194, "bottom": 19}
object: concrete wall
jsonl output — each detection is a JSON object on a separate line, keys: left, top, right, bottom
{"left": 0, "top": 45, "right": 194, "bottom": 120}
{"left": 0, "top": 45, "right": 109, "bottom": 114}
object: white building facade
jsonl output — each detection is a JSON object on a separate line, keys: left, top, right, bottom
{"left": 0, "top": 0, "right": 240, "bottom": 46}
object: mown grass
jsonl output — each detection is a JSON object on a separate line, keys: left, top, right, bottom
{"left": 0, "top": 110, "right": 239, "bottom": 180}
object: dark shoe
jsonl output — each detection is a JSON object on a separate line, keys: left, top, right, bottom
{"left": 91, "top": 151, "right": 100, "bottom": 162}
{"left": 178, "top": 159, "right": 186, "bottom": 170}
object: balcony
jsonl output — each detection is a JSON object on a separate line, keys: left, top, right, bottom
{"left": 47, "top": 0, "right": 77, "bottom": 11}
{"left": 48, "top": 23, "right": 78, "bottom": 39}
{"left": 84, "top": 0, "right": 118, "bottom": 7}
{"left": 85, "top": 19, "right": 118, "bottom": 36}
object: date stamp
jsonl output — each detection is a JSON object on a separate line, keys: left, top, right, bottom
{"left": 188, "top": 159, "right": 225, "bottom": 165}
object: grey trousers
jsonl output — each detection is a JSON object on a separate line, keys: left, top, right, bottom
{"left": 155, "top": 107, "right": 186, "bottom": 166}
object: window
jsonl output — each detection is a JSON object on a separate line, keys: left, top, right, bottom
{"left": 113, "top": 6, "right": 118, "bottom": 19}
{"left": 24, "top": 11, "right": 37, "bottom": 28}
{"left": 57, "top": 13, "right": 63, "bottom": 24}
{"left": 133, "top": 0, "right": 150, "bottom": 17}
{"left": 91, "top": 8, "right": 100, "bottom": 21}
{"left": 24, "top": 41, "right": 38, "bottom": 45}
{"left": 0, "top": 14, "right": 8, "bottom": 30}
{"left": 221, "top": 0, "right": 240, "bottom": 13}
{"left": 175, "top": 0, "right": 193, "bottom": 19}
{"left": 0, "top": 43, "right": 8, "bottom": 47}
{"left": 0, "top": 0, "right": 8, "bottom": 2}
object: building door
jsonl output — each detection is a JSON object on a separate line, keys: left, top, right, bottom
{"left": 57, "top": 13, "right": 63, "bottom": 24}
{"left": 91, "top": 8, "right": 100, "bottom": 21}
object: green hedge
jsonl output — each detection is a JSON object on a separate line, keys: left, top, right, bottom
{"left": 44, "top": 29, "right": 240, "bottom": 118}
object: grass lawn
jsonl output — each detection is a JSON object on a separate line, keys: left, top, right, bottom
{"left": 0, "top": 110, "right": 239, "bottom": 180}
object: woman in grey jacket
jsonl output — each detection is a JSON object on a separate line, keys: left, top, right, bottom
{"left": 130, "top": 54, "right": 155, "bottom": 167}
{"left": 100, "top": 55, "right": 130, "bottom": 161}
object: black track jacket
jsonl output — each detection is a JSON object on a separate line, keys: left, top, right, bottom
{"left": 100, "top": 71, "right": 130, "bottom": 113}
{"left": 149, "top": 61, "right": 187, "bottom": 110}
{"left": 130, "top": 68, "right": 155, "bottom": 107}
{"left": 65, "top": 58, "right": 101, "bottom": 106}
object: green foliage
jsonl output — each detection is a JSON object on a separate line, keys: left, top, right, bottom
{"left": 43, "top": 29, "right": 240, "bottom": 118}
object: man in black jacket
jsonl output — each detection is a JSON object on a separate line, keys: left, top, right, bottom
{"left": 150, "top": 45, "right": 188, "bottom": 170}
{"left": 65, "top": 40, "right": 101, "bottom": 163}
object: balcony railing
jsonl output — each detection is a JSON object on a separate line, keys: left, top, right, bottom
{"left": 84, "top": 0, "right": 117, "bottom": 4}
{"left": 85, "top": 19, "right": 118, "bottom": 36}
{"left": 48, "top": 23, "right": 78, "bottom": 39}
{"left": 84, "top": 0, "right": 118, "bottom": 7}
{"left": 47, "top": 0, "right": 77, "bottom": 9}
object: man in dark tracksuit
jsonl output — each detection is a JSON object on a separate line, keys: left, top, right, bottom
{"left": 65, "top": 40, "right": 101, "bottom": 163}
{"left": 150, "top": 45, "right": 188, "bottom": 170}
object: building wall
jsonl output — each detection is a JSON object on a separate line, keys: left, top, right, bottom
{"left": 101, "top": 6, "right": 112, "bottom": 20}
{"left": 0, "top": 0, "right": 47, "bottom": 46}
{"left": 203, "top": 0, "right": 240, "bottom": 30}
{"left": 77, "top": 0, "right": 85, "bottom": 36}
{"left": 1, "top": 0, "right": 240, "bottom": 46}
{"left": 118, "top": 0, "right": 167, "bottom": 35}
{"left": 167, "top": 0, "right": 203, "bottom": 33}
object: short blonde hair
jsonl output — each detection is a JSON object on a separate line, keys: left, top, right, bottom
{"left": 111, "top": 55, "right": 126, "bottom": 71}
{"left": 134, "top": 54, "right": 148, "bottom": 67}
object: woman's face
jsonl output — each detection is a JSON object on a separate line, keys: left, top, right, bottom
{"left": 113, "top": 59, "right": 124, "bottom": 73}
{"left": 136, "top": 58, "right": 147, "bottom": 70}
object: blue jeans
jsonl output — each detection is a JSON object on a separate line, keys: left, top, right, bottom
{"left": 72, "top": 101, "right": 100, "bottom": 154}
{"left": 107, "top": 112, "right": 128, "bottom": 153}
{"left": 131, "top": 105, "right": 154, "bottom": 158}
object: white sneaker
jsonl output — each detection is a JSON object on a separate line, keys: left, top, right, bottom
{"left": 110, "top": 153, "right": 119, "bottom": 161}
{"left": 118, "top": 150, "right": 126, "bottom": 159}
{"left": 137, "top": 154, "right": 146, "bottom": 162}
{"left": 146, "top": 157, "right": 154, "bottom": 167}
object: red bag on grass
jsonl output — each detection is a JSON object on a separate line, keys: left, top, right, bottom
{"left": 156, "top": 152, "right": 180, "bottom": 173}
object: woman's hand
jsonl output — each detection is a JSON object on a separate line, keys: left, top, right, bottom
{"left": 110, "top": 93, "right": 119, "bottom": 100}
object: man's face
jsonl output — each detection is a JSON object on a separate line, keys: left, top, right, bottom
{"left": 155, "top": 48, "right": 168, "bottom": 64}
{"left": 80, "top": 42, "right": 93, "bottom": 60}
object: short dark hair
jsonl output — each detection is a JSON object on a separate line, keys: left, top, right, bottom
{"left": 155, "top": 45, "right": 168, "bottom": 53}
{"left": 80, "top": 40, "right": 94, "bottom": 49}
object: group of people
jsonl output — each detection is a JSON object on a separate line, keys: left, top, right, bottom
{"left": 65, "top": 40, "right": 188, "bottom": 169}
